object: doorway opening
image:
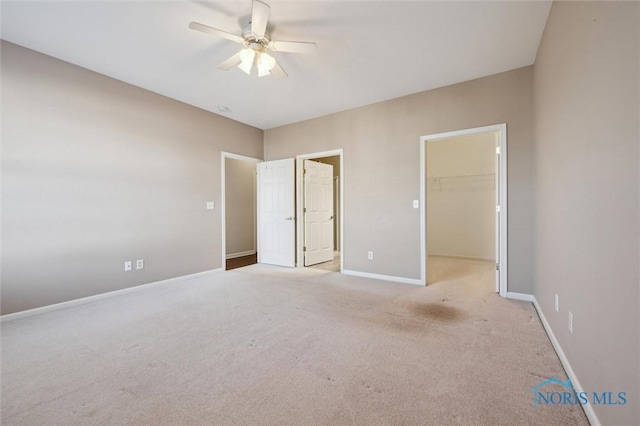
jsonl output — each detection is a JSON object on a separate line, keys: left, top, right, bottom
{"left": 296, "top": 150, "right": 343, "bottom": 273}
{"left": 420, "top": 124, "right": 507, "bottom": 297}
{"left": 221, "top": 152, "right": 261, "bottom": 270}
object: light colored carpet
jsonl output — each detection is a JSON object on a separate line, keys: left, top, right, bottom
{"left": 1, "top": 258, "right": 588, "bottom": 425}
{"left": 308, "top": 251, "right": 341, "bottom": 272}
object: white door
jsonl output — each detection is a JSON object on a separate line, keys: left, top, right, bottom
{"left": 257, "top": 159, "right": 295, "bottom": 267}
{"left": 304, "top": 160, "right": 334, "bottom": 266}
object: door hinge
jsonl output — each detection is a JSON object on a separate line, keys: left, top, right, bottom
{"left": 496, "top": 146, "right": 501, "bottom": 155}
{"left": 303, "top": 207, "right": 307, "bottom": 213}
{"left": 496, "top": 205, "right": 501, "bottom": 213}
{"left": 303, "top": 246, "right": 307, "bottom": 252}
{"left": 496, "top": 262, "right": 500, "bottom": 271}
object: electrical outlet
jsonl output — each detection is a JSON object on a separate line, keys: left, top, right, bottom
{"left": 136, "top": 259, "right": 144, "bottom": 270}
{"left": 568, "top": 311, "right": 573, "bottom": 333}
{"left": 367, "top": 251, "right": 374, "bottom": 260}
{"left": 124, "top": 261, "right": 132, "bottom": 272}
{"left": 555, "top": 294, "right": 559, "bottom": 312}
{"left": 207, "top": 201, "right": 214, "bottom": 210}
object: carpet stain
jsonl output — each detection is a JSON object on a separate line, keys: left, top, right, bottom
{"left": 408, "top": 302, "right": 463, "bottom": 323}
{"left": 529, "top": 371, "right": 547, "bottom": 379}
{"left": 124, "top": 344, "right": 140, "bottom": 352}
{"left": 360, "top": 381, "right": 383, "bottom": 394}
{"left": 362, "top": 302, "right": 464, "bottom": 334}
{"left": 380, "top": 315, "right": 428, "bottom": 333}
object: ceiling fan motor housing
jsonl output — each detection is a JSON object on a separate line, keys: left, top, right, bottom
{"left": 243, "top": 27, "right": 270, "bottom": 52}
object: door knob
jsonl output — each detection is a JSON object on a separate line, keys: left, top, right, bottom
{"left": 329, "top": 216, "right": 334, "bottom": 220}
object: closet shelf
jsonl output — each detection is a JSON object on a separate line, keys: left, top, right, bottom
{"left": 427, "top": 173, "right": 495, "bottom": 192}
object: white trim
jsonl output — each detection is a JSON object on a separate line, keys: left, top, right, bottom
{"left": 420, "top": 123, "right": 508, "bottom": 297}
{"left": 506, "top": 292, "right": 535, "bottom": 302}
{"left": 532, "top": 297, "right": 600, "bottom": 426}
{"left": 221, "top": 152, "right": 262, "bottom": 269}
{"left": 342, "top": 270, "right": 422, "bottom": 286}
{"left": 0, "top": 269, "right": 223, "bottom": 323}
{"left": 296, "top": 149, "right": 344, "bottom": 273}
{"left": 222, "top": 152, "right": 263, "bottom": 163}
{"left": 498, "top": 124, "right": 508, "bottom": 298}
{"left": 226, "top": 250, "right": 257, "bottom": 260}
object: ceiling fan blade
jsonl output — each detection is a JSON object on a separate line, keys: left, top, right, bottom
{"left": 251, "top": 0, "right": 270, "bottom": 38}
{"left": 269, "top": 60, "right": 288, "bottom": 78}
{"left": 217, "top": 51, "right": 244, "bottom": 71}
{"left": 269, "top": 40, "right": 317, "bottom": 54}
{"left": 189, "top": 22, "right": 244, "bottom": 44}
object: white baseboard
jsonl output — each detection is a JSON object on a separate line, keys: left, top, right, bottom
{"left": 531, "top": 297, "right": 600, "bottom": 426}
{"left": 342, "top": 270, "right": 423, "bottom": 286}
{"left": 226, "top": 250, "right": 256, "bottom": 260}
{"left": 506, "top": 292, "right": 535, "bottom": 302}
{"left": 0, "top": 268, "right": 223, "bottom": 323}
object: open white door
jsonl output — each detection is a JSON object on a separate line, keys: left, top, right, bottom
{"left": 257, "top": 159, "right": 295, "bottom": 267}
{"left": 303, "top": 160, "right": 334, "bottom": 266}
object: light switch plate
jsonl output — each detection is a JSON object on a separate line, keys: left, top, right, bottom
{"left": 207, "top": 201, "right": 214, "bottom": 210}
{"left": 413, "top": 200, "right": 419, "bottom": 209}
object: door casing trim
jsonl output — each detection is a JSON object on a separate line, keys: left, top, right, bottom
{"left": 221, "top": 151, "right": 262, "bottom": 269}
{"left": 419, "top": 124, "right": 508, "bottom": 297}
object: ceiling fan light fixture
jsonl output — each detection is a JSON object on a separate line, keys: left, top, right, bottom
{"left": 190, "top": 0, "right": 318, "bottom": 78}
{"left": 257, "top": 52, "right": 276, "bottom": 77}
{"left": 238, "top": 48, "right": 256, "bottom": 75}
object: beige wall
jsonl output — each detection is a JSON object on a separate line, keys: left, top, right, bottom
{"left": 225, "top": 158, "right": 256, "bottom": 257}
{"left": 1, "top": 42, "right": 263, "bottom": 314}
{"left": 533, "top": 2, "right": 639, "bottom": 424}
{"left": 265, "top": 67, "right": 534, "bottom": 292}
{"left": 427, "top": 133, "right": 496, "bottom": 261}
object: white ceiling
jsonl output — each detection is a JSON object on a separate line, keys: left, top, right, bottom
{"left": 1, "top": 1, "right": 551, "bottom": 130}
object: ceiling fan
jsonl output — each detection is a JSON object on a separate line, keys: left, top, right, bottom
{"left": 189, "top": 0, "right": 318, "bottom": 78}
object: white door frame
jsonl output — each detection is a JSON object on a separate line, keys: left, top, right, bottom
{"left": 220, "top": 152, "right": 262, "bottom": 268}
{"left": 296, "top": 149, "right": 344, "bottom": 271}
{"left": 419, "top": 124, "right": 508, "bottom": 297}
